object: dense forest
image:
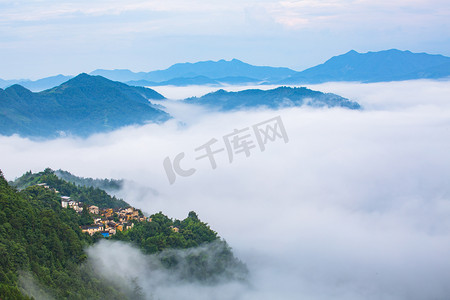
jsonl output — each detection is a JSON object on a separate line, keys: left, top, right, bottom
{"left": 0, "top": 73, "right": 169, "bottom": 138}
{"left": 0, "top": 170, "right": 127, "bottom": 299}
{"left": 0, "top": 169, "right": 247, "bottom": 299}
{"left": 113, "top": 211, "right": 247, "bottom": 283}
{"left": 54, "top": 169, "right": 124, "bottom": 193}
{"left": 185, "top": 86, "right": 361, "bottom": 110}
{"left": 11, "top": 168, "right": 129, "bottom": 209}
{"left": 115, "top": 211, "right": 218, "bottom": 253}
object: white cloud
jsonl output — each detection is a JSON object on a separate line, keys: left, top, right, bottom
{"left": 0, "top": 0, "right": 244, "bottom": 22}
{"left": 1, "top": 80, "right": 450, "bottom": 298}
{"left": 86, "top": 240, "right": 249, "bottom": 300}
{"left": 265, "top": 0, "right": 450, "bottom": 30}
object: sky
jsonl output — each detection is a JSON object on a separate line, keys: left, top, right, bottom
{"left": 1, "top": 80, "right": 450, "bottom": 299}
{"left": 1, "top": 0, "right": 450, "bottom": 79}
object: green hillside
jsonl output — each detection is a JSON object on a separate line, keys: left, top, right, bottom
{"left": 186, "top": 86, "right": 361, "bottom": 110}
{"left": 0, "top": 74, "right": 169, "bottom": 138}
{"left": 54, "top": 169, "right": 123, "bottom": 193}
{"left": 0, "top": 170, "right": 127, "bottom": 299}
{"left": 0, "top": 169, "right": 247, "bottom": 299}
{"left": 11, "top": 168, "right": 129, "bottom": 209}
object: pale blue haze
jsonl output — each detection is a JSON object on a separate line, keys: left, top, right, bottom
{"left": 0, "top": 0, "right": 449, "bottom": 79}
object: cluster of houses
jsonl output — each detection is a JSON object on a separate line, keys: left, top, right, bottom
{"left": 61, "top": 196, "right": 84, "bottom": 213}
{"left": 35, "top": 182, "right": 151, "bottom": 237}
{"left": 81, "top": 206, "right": 151, "bottom": 237}
{"left": 62, "top": 196, "right": 151, "bottom": 237}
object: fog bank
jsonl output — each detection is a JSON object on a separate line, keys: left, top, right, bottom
{"left": 1, "top": 80, "right": 450, "bottom": 299}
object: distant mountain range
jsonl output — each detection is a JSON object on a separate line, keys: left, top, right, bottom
{"left": 280, "top": 49, "right": 450, "bottom": 84}
{"left": 0, "top": 74, "right": 74, "bottom": 92}
{"left": 91, "top": 58, "right": 295, "bottom": 83}
{"left": 126, "top": 75, "right": 261, "bottom": 87}
{"left": 0, "top": 73, "right": 361, "bottom": 138}
{"left": 0, "top": 74, "right": 169, "bottom": 138}
{"left": 3, "top": 48, "right": 446, "bottom": 137}
{"left": 186, "top": 86, "right": 361, "bottom": 110}
{"left": 1, "top": 50, "right": 448, "bottom": 91}
{"left": 91, "top": 49, "right": 450, "bottom": 86}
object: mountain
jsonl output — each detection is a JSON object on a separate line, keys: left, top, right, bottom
{"left": 4, "top": 49, "right": 448, "bottom": 91}
{"left": 91, "top": 59, "right": 297, "bottom": 83}
{"left": 127, "top": 75, "right": 261, "bottom": 87}
{"left": 0, "top": 75, "right": 74, "bottom": 92}
{"left": 1, "top": 168, "right": 247, "bottom": 299}
{"left": 185, "top": 86, "right": 361, "bottom": 110}
{"left": 128, "top": 75, "right": 221, "bottom": 87}
{"left": 11, "top": 168, "right": 129, "bottom": 208}
{"left": 19, "top": 74, "right": 74, "bottom": 91}
{"left": 124, "top": 79, "right": 159, "bottom": 86}
{"left": 215, "top": 76, "right": 261, "bottom": 85}
{"left": 155, "top": 75, "right": 220, "bottom": 86}
{"left": 144, "top": 59, "right": 297, "bottom": 82}
{"left": 0, "top": 169, "right": 126, "bottom": 299}
{"left": 54, "top": 169, "right": 124, "bottom": 194}
{"left": 383, "top": 61, "right": 450, "bottom": 81}
{"left": 281, "top": 49, "right": 450, "bottom": 84}
{"left": 0, "top": 73, "right": 169, "bottom": 138}
{"left": 91, "top": 51, "right": 450, "bottom": 86}
{"left": 90, "top": 69, "right": 147, "bottom": 82}
{"left": 0, "top": 78, "right": 23, "bottom": 89}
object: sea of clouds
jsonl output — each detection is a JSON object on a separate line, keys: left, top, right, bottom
{"left": 2, "top": 80, "right": 450, "bottom": 299}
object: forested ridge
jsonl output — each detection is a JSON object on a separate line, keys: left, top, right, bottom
{"left": 0, "top": 170, "right": 121, "bottom": 299}
{"left": 54, "top": 169, "right": 123, "bottom": 193}
{"left": 0, "top": 169, "right": 247, "bottom": 299}
{"left": 0, "top": 73, "right": 169, "bottom": 138}
{"left": 11, "top": 168, "right": 129, "bottom": 209}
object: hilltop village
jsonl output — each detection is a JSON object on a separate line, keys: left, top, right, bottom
{"left": 36, "top": 182, "right": 153, "bottom": 237}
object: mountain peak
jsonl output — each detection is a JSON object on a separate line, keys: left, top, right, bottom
{"left": 0, "top": 75, "right": 169, "bottom": 137}
{"left": 286, "top": 49, "right": 450, "bottom": 84}
{"left": 71, "top": 73, "right": 98, "bottom": 81}
{"left": 5, "top": 84, "right": 31, "bottom": 92}
{"left": 91, "top": 59, "right": 297, "bottom": 83}
{"left": 345, "top": 50, "right": 359, "bottom": 55}
{"left": 382, "top": 48, "right": 405, "bottom": 53}
{"left": 53, "top": 73, "right": 165, "bottom": 100}
{"left": 5, "top": 84, "right": 33, "bottom": 97}
{"left": 61, "top": 73, "right": 115, "bottom": 88}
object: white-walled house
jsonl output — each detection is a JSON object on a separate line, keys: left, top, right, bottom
{"left": 61, "top": 196, "right": 71, "bottom": 208}
{"left": 89, "top": 205, "right": 99, "bottom": 215}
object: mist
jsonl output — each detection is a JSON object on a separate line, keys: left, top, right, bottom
{"left": 85, "top": 240, "right": 248, "bottom": 300}
{"left": 1, "top": 80, "right": 450, "bottom": 299}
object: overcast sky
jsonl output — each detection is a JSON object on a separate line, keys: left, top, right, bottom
{"left": 1, "top": 0, "right": 449, "bottom": 79}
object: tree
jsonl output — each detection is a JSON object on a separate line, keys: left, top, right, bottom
{"left": 188, "top": 211, "right": 199, "bottom": 220}
{"left": 79, "top": 204, "right": 93, "bottom": 226}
